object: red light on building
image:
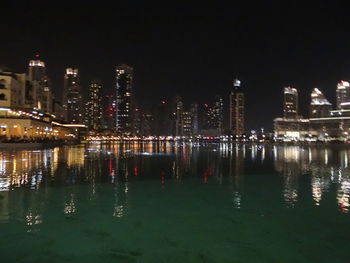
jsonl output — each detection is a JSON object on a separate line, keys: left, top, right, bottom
{"left": 204, "top": 104, "right": 208, "bottom": 107}
{"left": 161, "top": 100, "right": 166, "bottom": 104}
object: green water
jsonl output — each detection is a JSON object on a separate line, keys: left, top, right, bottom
{"left": 0, "top": 142, "right": 349, "bottom": 262}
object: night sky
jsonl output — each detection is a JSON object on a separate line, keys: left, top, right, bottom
{"left": 1, "top": 1, "right": 350, "bottom": 131}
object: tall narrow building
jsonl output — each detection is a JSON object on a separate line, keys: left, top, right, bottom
{"left": 116, "top": 64, "right": 134, "bottom": 135}
{"left": 336, "top": 80, "right": 350, "bottom": 109}
{"left": 63, "top": 68, "right": 82, "bottom": 123}
{"left": 309, "top": 88, "right": 332, "bottom": 118}
{"left": 174, "top": 96, "right": 183, "bottom": 136}
{"left": 102, "top": 95, "right": 116, "bottom": 131}
{"left": 283, "top": 86, "right": 298, "bottom": 119}
{"left": 86, "top": 81, "right": 102, "bottom": 130}
{"left": 229, "top": 78, "right": 244, "bottom": 135}
{"left": 28, "top": 55, "right": 46, "bottom": 82}
{"left": 202, "top": 96, "right": 223, "bottom": 132}
{"left": 27, "top": 56, "right": 48, "bottom": 111}
{"left": 190, "top": 103, "right": 199, "bottom": 135}
{"left": 213, "top": 95, "right": 224, "bottom": 131}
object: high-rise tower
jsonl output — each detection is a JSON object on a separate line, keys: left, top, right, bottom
{"left": 27, "top": 55, "right": 52, "bottom": 113}
{"left": 229, "top": 78, "right": 244, "bottom": 135}
{"left": 63, "top": 68, "right": 82, "bottom": 123}
{"left": 86, "top": 81, "right": 102, "bottom": 130}
{"left": 28, "top": 55, "right": 45, "bottom": 82}
{"left": 283, "top": 86, "right": 298, "bottom": 119}
{"left": 336, "top": 80, "right": 350, "bottom": 109}
{"left": 309, "top": 88, "right": 332, "bottom": 118}
{"left": 116, "top": 64, "right": 134, "bottom": 135}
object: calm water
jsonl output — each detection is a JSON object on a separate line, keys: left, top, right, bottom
{"left": 0, "top": 142, "right": 349, "bottom": 262}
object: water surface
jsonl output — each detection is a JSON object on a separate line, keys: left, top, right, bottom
{"left": 0, "top": 142, "right": 349, "bottom": 262}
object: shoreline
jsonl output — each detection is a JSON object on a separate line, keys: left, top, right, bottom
{"left": 0, "top": 141, "right": 81, "bottom": 149}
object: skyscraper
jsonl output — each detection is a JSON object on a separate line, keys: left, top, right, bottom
{"left": 26, "top": 56, "right": 54, "bottom": 113}
{"left": 116, "top": 64, "right": 134, "bottom": 135}
{"left": 202, "top": 96, "right": 223, "bottom": 132}
{"left": 63, "top": 68, "right": 82, "bottom": 123}
{"left": 86, "top": 81, "right": 102, "bottom": 130}
{"left": 102, "top": 95, "right": 116, "bottom": 131}
{"left": 213, "top": 95, "right": 224, "bottom": 131}
{"left": 336, "top": 80, "right": 350, "bottom": 109}
{"left": 28, "top": 56, "right": 45, "bottom": 82}
{"left": 190, "top": 103, "right": 199, "bottom": 135}
{"left": 174, "top": 96, "right": 184, "bottom": 136}
{"left": 309, "top": 88, "right": 332, "bottom": 118}
{"left": 229, "top": 78, "right": 244, "bottom": 135}
{"left": 182, "top": 111, "right": 193, "bottom": 136}
{"left": 283, "top": 86, "right": 298, "bottom": 119}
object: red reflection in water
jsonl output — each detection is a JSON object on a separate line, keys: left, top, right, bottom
{"left": 340, "top": 203, "right": 348, "bottom": 213}
{"left": 108, "top": 158, "right": 113, "bottom": 177}
{"left": 161, "top": 171, "right": 165, "bottom": 184}
{"left": 203, "top": 167, "right": 213, "bottom": 183}
{"left": 134, "top": 167, "right": 138, "bottom": 177}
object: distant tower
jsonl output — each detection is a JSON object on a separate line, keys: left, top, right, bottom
{"left": 174, "top": 96, "right": 183, "bottom": 136}
{"left": 213, "top": 95, "right": 224, "bottom": 131}
{"left": 102, "top": 95, "right": 116, "bottom": 130}
{"left": 28, "top": 55, "right": 45, "bottom": 81}
{"left": 283, "top": 86, "right": 298, "bottom": 119}
{"left": 190, "top": 103, "right": 199, "bottom": 134}
{"left": 309, "top": 88, "right": 332, "bottom": 118}
{"left": 116, "top": 64, "right": 134, "bottom": 135}
{"left": 229, "top": 77, "right": 244, "bottom": 135}
{"left": 27, "top": 55, "right": 52, "bottom": 112}
{"left": 63, "top": 68, "right": 82, "bottom": 123}
{"left": 336, "top": 80, "right": 350, "bottom": 109}
{"left": 86, "top": 81, "right": 102, "bottom": 130}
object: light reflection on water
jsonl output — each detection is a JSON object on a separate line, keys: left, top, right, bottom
{"left": 0, "top": 142, "right": 350, "bottom": 227}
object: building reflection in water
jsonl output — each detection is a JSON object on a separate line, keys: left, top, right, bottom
{"left": 273, "top": 145, "right": 350, "bottom": 212}
{"left": 2, "top": 141, "right": 350, "bottom": 229}
{"left": 228, "top": 143, "right": 245, "bottom": 209}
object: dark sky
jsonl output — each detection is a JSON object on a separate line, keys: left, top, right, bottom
{"left": 1, "top": 1, "right": 350, "bottom": 131}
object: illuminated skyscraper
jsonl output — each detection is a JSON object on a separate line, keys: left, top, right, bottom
{"left": 63, "top": 68, "right": 82, "bottom": 123}
{"left": 174, "top": 96, "right": 184, "bottom": 136}
{"left": 27, "top": 56, "right": 52, "bottom": 113}
{"left": 202, "top": 96, "right": 223, "bottom": 132}
{"left": 116, "top": 64, "right": 134, "bottom": 135}
{"left": 86, "top": 81, "right": 102, "bottom": 130}
{"left": 102, "top": 95, "right": 116, "bottom": 131}
{"left": 283, "top": 86, "right": 298, "bottom": 119}
{"left": 336, "top": 80, "right": 350, "bottom": 109}
{"left": 183, "top": 111, "right": 193, "bottom": 136}
{"left": 190, "top": 103, "right": 199, "bottom": 134}
{"left": 28, "top": 56, "right": 45, "bottom": 82}
{"left": 309, "top": 88, "right": 332, "bottom": 118}
{"left": 229, "top": 78, "right": 244, "bottom": 135}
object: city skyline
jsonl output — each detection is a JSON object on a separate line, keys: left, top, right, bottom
{"left": 1, "top": 2, "right": 350, "bottom": 131}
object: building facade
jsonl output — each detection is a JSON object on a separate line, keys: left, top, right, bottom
{"left": 86, "top": 81, "right": 102, "bottom": 131}
{"left": 63, "top": 68, "right": 82, "bottom": 123}
{"left": 283, "top": 86, "right": 298, "bottom": 119}
{"left": 229, "top": 78, "right": 244, "bottom": 135}
{"left": 116, "top": 64, "right": 134, "bottom": 135}
{"left": 336, "top": 81, "right": 350, "bottom": 110}
{"left": 101, "top": 95, "right": 116, "bottom": 131}
{"left": 309, "top": 88, "right": 332, "bottom": 118}
{"left": 0, "top": 72, "right": 25, "bottom": 108}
